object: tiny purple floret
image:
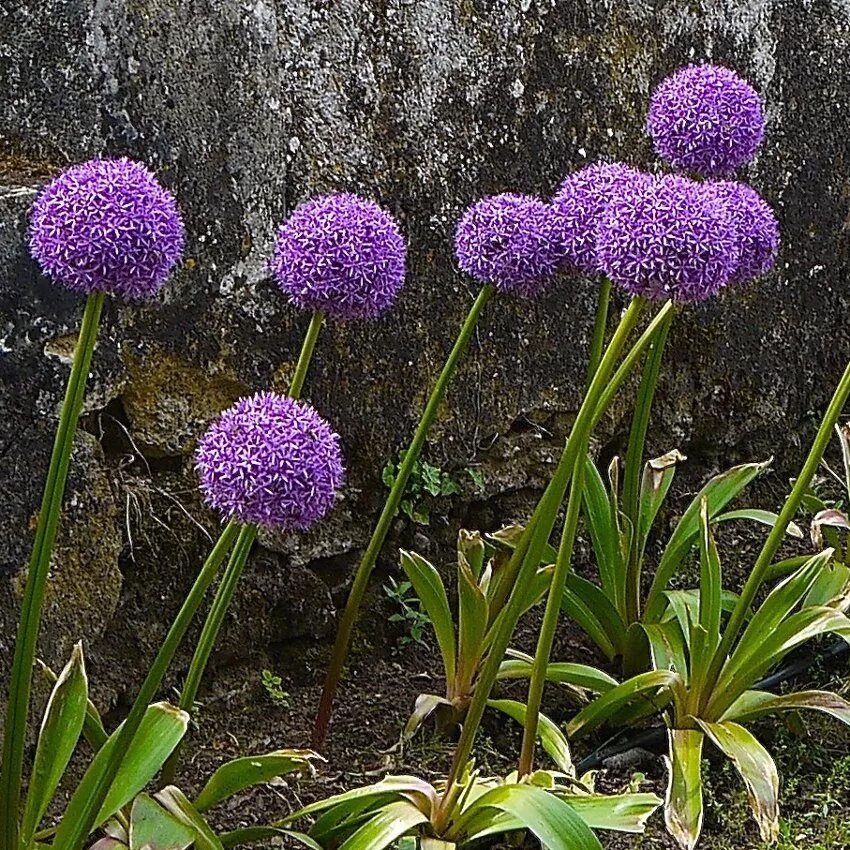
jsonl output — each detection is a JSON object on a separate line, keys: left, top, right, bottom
{"left": 28, "top": 157, "right": 184, "bottom": 299}
{"left": 196, "top": 392, "right": 345, "bottom": 531}
{"left": 454, "top": 193, "right": 566, "bottom": 297}
{"left": 596, "top": 174, "right": 740, "bottom": 302}
{"left": 702, "top": 181, "right": 779, "bottom": 285}
{"left": 647, "top": 64, "right": 765, "bottom": 177}
{"left": 270, "top": 193, "right": 406, "bottom": 321}
{"left": 551, "top": 162, "right": 650, "bottom": 274}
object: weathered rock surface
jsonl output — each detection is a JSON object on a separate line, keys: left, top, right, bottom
{"left": 2, "top": 1, "right": 850, "bottom": 711}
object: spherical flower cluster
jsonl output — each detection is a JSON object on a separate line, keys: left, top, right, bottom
{"left": 270, "top": 193, "right": 406, "bottom": 321}
{"left": 551, "top": 162, "right": 649, "bottom": 274}
{"left": 196, "top": 392, "right": 345, "bottom": 531}
{"left": 596, "top": 174, "right": 740, "bottom": 302}
{"left": 647, "top": 64, "right": 765, "bottom": 177}
{"left": 454, "top": 193, "right": 566, "bottom": 297}
{"left": 702, "top": 181, "right": 779, "bottom": 285}
{"left": 28, "top": 157, "right": 184, "bottom": 299}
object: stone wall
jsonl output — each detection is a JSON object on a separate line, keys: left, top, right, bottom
{"left": 2, "top": 0, "right": 850, "bottom": 711}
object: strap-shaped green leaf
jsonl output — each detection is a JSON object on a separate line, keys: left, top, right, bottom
{"left": 566, "top": 670, "right": 681, "bottom": 738}
{"left": 53, "top": 702, "right": 189, "bottom": 844}
{"left": 697, "top": 720, "right": 778, "bottom": 844}
{"left": 455, "top": 782, "right": 602, "bottom": 849}
{"left": 664, "top": 729, "right": 704, "bottom": 850}
{"left": 403, "top": 693, "right": 454, "bottom": 740}
{"left": 219, "top": 827, "right": 322, "bottom": 849}
{"left": 156, "top": 786, "right": 223, "bottom": 850}
{"left": 558, "top": 791, "right": 662, "bottom": 833}
{"left": 128, "top": 793, "right": 195, "bottom": 850}
{"left": 21, "top": 643, "right": 88, "bottom": 844}
{"left": 194, "top": 749, "right": 316, "bottom": 812}
{"left": 487, "top": 699, "right": 572, "bottom": 772}
{"left": 638, "top": 449, "right": 685, "bottom": 548}
{"left": 722, "top": 688, "right": 850, "bottom": 726}
{"left": 497, "top": 653, "right": 618, "bottom": 693}
{"left": 333, "top": 800, "right": 427, "bottom": 850}
{"left": 455, "top": 552, "right": 488, "bottom": 696}
{"left": 645, "top": 460, "right": 770, "bottom": 622}
{"left": 561, "top": 573, "right": 627, "bottom": 660}
{"left": 640, "top": 622, "right": 689, "bottom": 682}
{"left": 400, "top": 551, "right": 457, "bottom": 686}
{"left": 581, "top": 454, "right": 622, "bottom": 609}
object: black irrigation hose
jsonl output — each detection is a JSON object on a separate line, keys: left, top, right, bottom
{"left": 574, "top": 638, "right": 850, "bottom": 774}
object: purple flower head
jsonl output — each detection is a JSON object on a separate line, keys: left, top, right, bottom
{"left": 596, "top": 174, "right": 739, "bottom": 302}
{"left": 454, "top": 193, "right": 566, "bottom": 297}
{"left": 552, "top": 162, "right": 651, "bottom": 274}
{"left": 647, "top": 64, "right": 765, "bottom": 177}
{"left": 270, "top": 193, "right": 406, "bottom": 320}
{"left": 196, "top": 392, "right": 345, "bottom": 531}
{"left": 28, "top": 157, "right": 184, "bottom": 299}
{"left": 702, "top": 181, "right": 779, "bottom": 285}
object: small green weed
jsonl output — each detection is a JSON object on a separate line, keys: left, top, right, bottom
{"left": 260, "top": 669, "right": 290, "bottom": 708}
{"left": 383, "top": 576, "right": 432, "bottom": 648}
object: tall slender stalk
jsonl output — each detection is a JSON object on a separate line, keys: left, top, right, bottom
{"left": 158, "top": 524, "right": 257, "bottom": 785}
{"left": 517, "top": 300, "right": 665, "bottom": 777}
{"left": 433, "top": 298, "right": 654, "bottom": 826}
{"left": 312, "top": 284, "right": 495, "bottom": 748}
{"left": 586, "top": 277, "right": 612, "bottom": 389}
{"left": 1, "top": 291, "right": 105, "bottom": 850}
{"left": 160, "top": 309, "right": 323, "bottom": 785}
{"left": 701, "top": 358, "right": 850, "bottom": 706}
{"left": 53, "top": 520, "right": 240, "bottom": 850}
{"left": 622, "top": 309, "right": 673, "bottom": 624}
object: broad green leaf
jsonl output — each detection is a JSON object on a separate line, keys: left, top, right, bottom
{"left": 697, "top": 720, "right": 778, "bottom": 844}
{"left": 804, "top": 562, "right": 850, "bottom": 609}
{"left": 156, "top": 786, "right": 224, "bottom": 850}
{"left": 645, "top": 460, "right": 770, "bottom": 622}
{"left": 456, "top": 783, "right": 602, "bottom": 849}
{"left": 38, "top": 659, "right": 109, "bottom": 751}
{"left": 277, "top": 776, "right": 437, "bottom": 826}
{"left": 638, "top": 449, "right": 685, "bottom": 546}
{"left": 54, "top": 702, "right": 189, "bottom": 844}
{"left": 403, "top": 693, "right": 454, "bottom": 739}
{"left": 487, "top": 699, "right": 572, "bottom": 772}
{"left": 400, "top": 551, "right": 457, "bottom": 685}
{"left": 566, "top": 670, "right": 681, "bottom": 738}
{"left": 219, "top": 827, "right": 322, "bottom": 849}
{"left": 640, "top": 622, "right": 688, "bottom": 682}
{"left": 88, "top": 840, "right": 127, "bottom": 850}
{"left": 582, "top": 454, "right": 622, "bottom": 609}
{"left": 664, "top": 729, "right": 704, "bottom": 850}
{"left": 520, "top": 565, "right": 554, "bottom": 614}
{"left": 661, "top": 589, "right": 741, "bottom": 630}
{"left": 456, "top": 552, "right": 488, "bottom": 696}
{"left": 559, "top": 792, "right": 662, "bottom": 833}
{"left": 129, "top": 793, "right": 196, "bottom": 850}
{"left": 560, "top": 587, "right": 618, "bottom": 661}
{"left": 697, "top": 500, "right": 722, "bottom": 649}
{"left": 497, "top": 655, "right": 618, "bottom": 694}
{"left": 722, "top": 689, "right": 850, "bottom": 726}
{"left": 458, "top": 529, "right": 485, "bottom": 581}
{"left": 715, "top": 508, "right": 803, "bottom": 538}
{"left": 564, "top": 573, "right": 628, "bottom": 653}
{"left": 22, "top": 642, "right": 89, "bottom": 844}
{"left": 194, "top": 749, "right": 316, "bottom": 812}
{"left": 334, "top": 800, "right": 427, "bottom": 850}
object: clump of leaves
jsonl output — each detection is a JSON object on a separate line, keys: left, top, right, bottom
{"left": 384, "top": 577, "right": 432, "bottom": 648}
{"left": 261, "top": 669, "right": 290, "bottom": 708}
{"left": 382, "top": 450, "right": 461, "bottom": 525}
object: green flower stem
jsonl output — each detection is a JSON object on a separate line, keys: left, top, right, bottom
{"left": 312, "top": 284, "right": 495, "bottom": 749}
{"left": 586, "top": 277, "right": 612, "bottom": 389}
{"left": 54, "top": 519, "right": 240, "bottom": 850}
{"left": 701, "top": 357, "right": 850, "bottom": 711}
{"left": 159, "top": 309, "right": 323, "bottom": 786}
{"left": 1, "top": 291, "right": 105, "bottom": 850}
{"left": 158, "top": 523, "right": 257, "bottom": 786}
{"left": 622, "top": 308, "right": 673, "bottom": 625}
{"left": 289, "top": 310, "right": 324, "bottom": 399}
{"left": 517, "top": 298, "right": 649, "bottom": 777}
{"left": 434, "top": 298, "right": 649, "bottom": 828}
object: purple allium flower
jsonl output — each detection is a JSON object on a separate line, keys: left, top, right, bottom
{"left": 28, "top": 157, "right": 184, "bottom": 299}
{"left": 196, "top": 392, "right": 344, "bottom": 531}
{"left": 647, "top": 64, "right": 765, "bottom": 177}
{"left": 596, "top": 174, "right": 739, "bottom": 302}
{"left": 270, "top": 193, "right": 406, "bottom": 321}
{"left": 551, "top": 162, "right": 650, "bottom": 274}
{"left": 454, "top": 193, "right": 566, "bottom": 297}
{"left": 702, "top": 181, "right": 779, "bottom": 284}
